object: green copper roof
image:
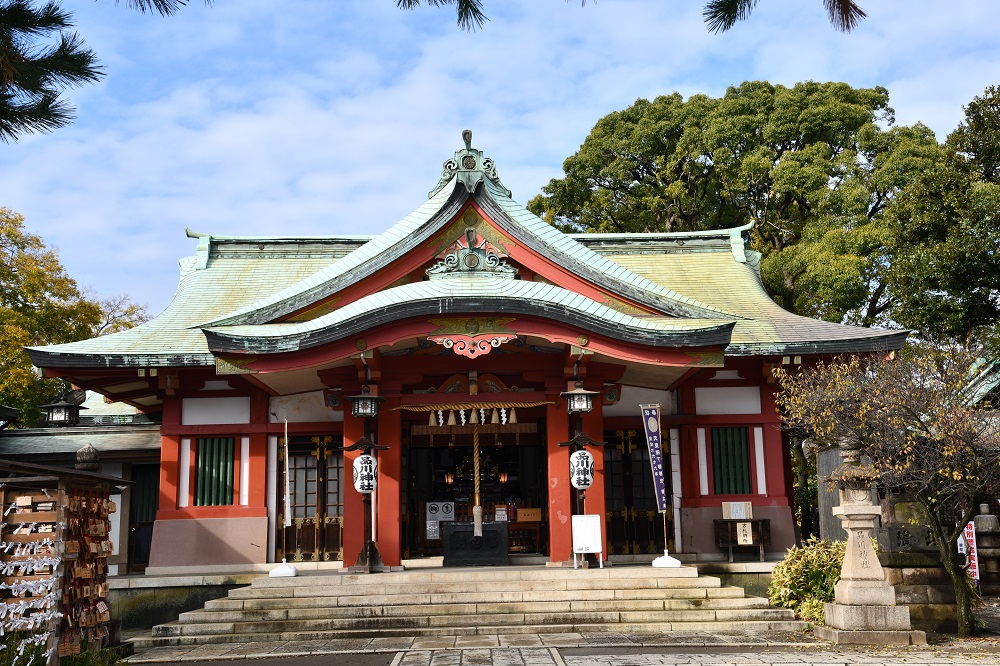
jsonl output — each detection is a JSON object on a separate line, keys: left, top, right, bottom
{"left": 576, "top": 232, "right": 908, "bottom": 355}
{"left": 28, "top": 133, "right": 908, "bottom": 372}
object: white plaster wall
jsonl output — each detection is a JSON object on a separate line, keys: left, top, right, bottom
{"left": 181, "top": 397, "right": 250, "bottom": 425}
{"left": 603, "top": 386, "right": 674, "bottom": 417}
{"left": 269, "top": 391, "right": 342, "bottom": 423}
{"left": 694, "top": 386, "right": 761, "bottom": 415}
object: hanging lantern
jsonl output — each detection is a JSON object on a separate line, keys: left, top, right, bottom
{"left": 569, "top": 450, "right": 595, "bottom": 490}
{"left": 348, "top": 385, "right": 384, "bottom": 419}
{"left": 561, "top": 380, "right": 599, "bottom": 414}
{"left": 353, "top": 454, "right": 377, "bottom": 493}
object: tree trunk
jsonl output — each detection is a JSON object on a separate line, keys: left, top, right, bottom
{"left": 939, "top": 539, "right": 974, "bottom": 637}
{"left": 789, "top": 438, "right": 812, "bottom": 541}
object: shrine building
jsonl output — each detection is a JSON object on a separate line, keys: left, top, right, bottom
{"left": 26, "top": 133, "right": 907, "bottom": 570}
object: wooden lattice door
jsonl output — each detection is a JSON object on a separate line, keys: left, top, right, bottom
{"left": 277, "top": 435, "right": 344, "bottom": 562}
{"left": 604, "top": 429, "right": 673, "bottom": 555}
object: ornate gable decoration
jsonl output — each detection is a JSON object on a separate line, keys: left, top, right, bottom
{"left": 426, "top": 226, "right": 518, "bottom": 280}
{"left": 429, "top": 129, "right": 512, "bottom": 199}
{"left": 427, "top": 317, "right": 517, "bottom": 359}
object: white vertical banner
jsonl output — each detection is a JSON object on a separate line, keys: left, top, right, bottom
{"left": 959, "top": 521, "right": 980, "bottom": 585}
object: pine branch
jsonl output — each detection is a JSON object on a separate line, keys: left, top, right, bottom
{"left": 396, "top": 0, "right": 488, "bottom": 31}
{"left": 703, "top": 0, "right": 758, "bottom": 34}
{"left": 824, "top": 0, "right": 867, "bottom": 32}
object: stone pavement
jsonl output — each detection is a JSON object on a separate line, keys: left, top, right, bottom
{"left": 124, "top": 631, "right": 1000, "bottom": 665}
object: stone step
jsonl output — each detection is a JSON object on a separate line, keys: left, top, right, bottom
{"left": 230, "top": 575, "right": 720, "bottom": 599}
{"left": 142, "top": 566, "right": 806, "bottom": 650}
{"left": 131, "top": 619, "right": 806, "bottom": 649}
{"left": 160, "top": 605, "right": 798, "bottom": 637}
{"left": 181, "top": 596, "right": 773, "bottom": 624}
{"left": 246, "top": 566, "right": 701, "bottom": 589}
{"left": 221, "top": 582, "right": 739, "bottom": 608}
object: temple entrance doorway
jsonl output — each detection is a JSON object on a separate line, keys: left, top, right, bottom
{"left": 276, "top": 435, "right": 345, "bottom": 562}
{"left": 403, "top": 420, "right": 547, "bottom": 558}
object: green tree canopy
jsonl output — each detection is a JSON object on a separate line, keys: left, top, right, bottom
{"left": 880, "top": 86, "right": 1000, "bottom": 348}
{"left": 527, "top": 81, "right": 943, "bottom": 324}
{"left": 0, "top": 207, "right": 148, "bottom": 426}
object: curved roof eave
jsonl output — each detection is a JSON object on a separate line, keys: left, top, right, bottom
{"left": 726, "top": 330, "right": 910, "bottom": 357}
{"left": 25, "top": 348, "right": 216, "bottom": 369}
{"left": 202, "top": 278, "right": 736, "bottom": 356}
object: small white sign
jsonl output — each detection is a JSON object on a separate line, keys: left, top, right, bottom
{"left": 571, "top": 514, "right": 604, "bottom": 569}
{"left": 494, "top": 506, "right": 508, "bottom": 522}
{"left": 426, "top": 502, "right": 454, "bottom": 540}
{"left": 572, "top": 514, "right": 603, "bottom": 554}
{"left": 736, "top": 521, "right": 754, "bottom": 545}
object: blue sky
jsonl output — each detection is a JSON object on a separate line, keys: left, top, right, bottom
{"left": 2, "top": 0, "right": 999, "bottom": 315}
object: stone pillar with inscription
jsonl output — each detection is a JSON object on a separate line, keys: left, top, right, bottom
{"left": 815, "top": 440, "right": 926, "bottom": 645}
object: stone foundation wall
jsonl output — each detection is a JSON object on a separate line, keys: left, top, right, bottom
{"left": 880, "top": 555, "right": 957, "bottom": 634}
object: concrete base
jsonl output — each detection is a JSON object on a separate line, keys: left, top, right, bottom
{"left": 824, "top": 602, "right": 912, "bottom": 630}
{"left": 148, "top": 517, "right": 268, "bottom": 568}
{"left": 814, "top": 625, "right": 927, "bottom": 645}
{"left": 833, "top": 579, "right": 897, "bottom": 606}
{"left": 652, "top": 550, "right": 682, "bottom": 568}
{"left": 347, "top": 564, "right": 403, "bottom": 573}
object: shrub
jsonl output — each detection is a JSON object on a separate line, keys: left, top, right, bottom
{"left": 0, "top": 632, "right": 47, "bottom": 666}
{"left": 0, "top": 635, "right": 122, "bottom": 666}
{"left": 768, "top": 536, "right": 845, "bottom": 623}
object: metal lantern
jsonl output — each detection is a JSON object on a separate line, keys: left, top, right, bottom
{"left": 40, "top": 395, "right": 86, "bottom": 426}
{"left": 353, "top": 454, "right": 378, "bottom": 493}
{"left": 569, "top": 449, "right": 595, "bottom": 490}
{"left": 561, "top": 380, "right": 599, "bottom": 414}
{"left": 348, "top": 385, "right": 384, "bottom": 419}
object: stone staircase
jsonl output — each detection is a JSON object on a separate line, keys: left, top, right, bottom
{"left": 135, "top": 565, "right": 804, "bottom": 647}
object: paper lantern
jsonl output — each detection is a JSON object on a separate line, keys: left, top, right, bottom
{"left": 569, "top": 450, "right": 595, "bottom": 490}
{"left": 353, "top": 454, "right": 377, "bottom": 493}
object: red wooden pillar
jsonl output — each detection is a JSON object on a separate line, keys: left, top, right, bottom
{"left": 546, "top": 401, "right": 572, "bottom": 563}
{"left": 761, "top": 386, "right": 789, "bottom": 502}
{"left": 247, "top": 388, "right": 269, "bottom": 509}
{"left": 157, "top": 398, "right": 182, "bottom": 516}
{"left": 580, "top": 404, "right": 607, "bottom": 552}
{"left": 342, "top": 412, "right": 365, "bottom": 566}
{"left": 157, "top": 435, "right": 180, "bottom": 516}
{"left": 376, "top": 400, "right": 402, "bottom": 566}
